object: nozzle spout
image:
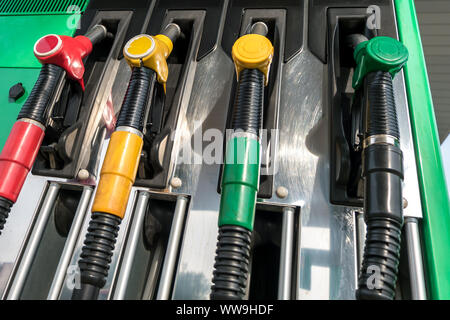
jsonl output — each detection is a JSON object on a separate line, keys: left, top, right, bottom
{"left": 250, "top": 21, "right": 268, "bottom": 36}
{"left": 162, "top": 23, "right": 181, "bottom": 43}
{"left": 85, "top": 24, "right": 108, "bottom": 45}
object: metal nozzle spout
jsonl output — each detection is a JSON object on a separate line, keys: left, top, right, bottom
{"left": 250, "top": 21, "right": 268, "bottom": 37}
{"left": 346, "top": 33, "right": 369, "bottom": 50}
{"left": 162, "top": 23, "right": 181, "bottom": 43}
{"left": 85, "top": 24, "right": 108, "bottom": 45}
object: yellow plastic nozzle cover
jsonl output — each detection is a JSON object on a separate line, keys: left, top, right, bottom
{"left": 92, "top": 130, "right": 143, "bottom": 219}
{"left": 123, "top": 33, "right": 174, "bottom": 91}
{"left": 232, "top": 33, "right": 274, "bottom": 85}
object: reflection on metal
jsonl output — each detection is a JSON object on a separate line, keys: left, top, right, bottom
{"left": 278, "top": 207, "right": 294, "bottom": 300}
{"left": 157, "top": 196, "right": 188, "bottom": 300}
{"left": 142, "top": 241, "right": 165, "bottom": 300}
{"left": 355, "top": 211, "right": 366, "bottom": 274}
{"left": 0, "top": 175, "right": 64, "bottom": 297}
{"left": 47, "top": 186, "right": 93, "bottom": 300}
{"left": 112, "top": 191, "right": 150, "bottom": 300}
{"left": 171, "top": 47, "right": 234, "bottom": 300}
{"left": 6, "top": 183, "right": 60, "bottom": 300}
{"left": 405, "top": 218, "right": 427, "bottom": 300}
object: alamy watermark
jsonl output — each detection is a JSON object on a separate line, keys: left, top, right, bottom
{"left": 66, "top": 5, "right": 82, "bottom": 31}
{"left": 366, "top": 5, "right": 381, "bottom": 30}
{"left": 66, "top": 265, "right": 81, "bottom": 290}
{"left": 366, "top": 265, "right": 382, "bottom": 290}
{"left": 172, "top": 122, "right": 279, "bottom": 175}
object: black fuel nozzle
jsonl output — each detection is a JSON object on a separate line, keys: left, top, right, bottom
{"left": 350, "top": 35, "right": 408, "bottom": 300}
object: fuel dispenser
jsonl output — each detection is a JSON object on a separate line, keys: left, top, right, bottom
{"left": 0, "top": 0, "right": 447, "bottom": 301}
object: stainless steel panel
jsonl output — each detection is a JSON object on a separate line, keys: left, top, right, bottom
{"left": 275, "top": 50, "right": 357, "bottom": 299}
{"left": 47, "top": 186, "right": 93, "bottom": 300}
{"left": 0, "top": 176, "right": 60, "bottom": 297}
{"left": 171, "top": 47, "right": 234, "bottom": 300}
{"left": 5, "top": 183, "right": 60, "bottom": 299}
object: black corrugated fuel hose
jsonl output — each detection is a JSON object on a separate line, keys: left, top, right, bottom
{"left": 357, "top": 71, "right": 404, "bottom": 300}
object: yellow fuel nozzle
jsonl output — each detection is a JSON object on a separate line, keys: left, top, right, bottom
{"left": 123, "top": 23, "right": 181, "bottom": 91}
{"left": 231, "top": 22, "right": 274, "bottom": 85}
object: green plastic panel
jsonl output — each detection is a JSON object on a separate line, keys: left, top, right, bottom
{"left": 395, "top": 0, "right": 450, "bottom": 299}
{"left": 0, "top": 0, "right": 88, "bottom": 15}
{"left": 0, "top": 0, "right": 87, "bottom": 148}
{"left": 0, "top": 14, "right": 81, "bottom": 68}
{"left": 0, "top": 68, "right": 40, "bottom": 148}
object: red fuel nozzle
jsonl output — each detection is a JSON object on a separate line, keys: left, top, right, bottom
{"left": 0, "top": 26, "right": 107, "bottom": 234}
{"left": 34, "top": 34, "right": 93, "bottom": 90}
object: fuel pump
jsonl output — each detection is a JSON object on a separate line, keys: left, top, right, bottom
{"left": 71, "top": 23, "right": 181, "bottom": 300}
{"left": 349, "top": 35, "right": 409, "bottom": 300}
{"left": 0, "top": 25, "right": 108, "bottom": 235}
{"left": 210, "top": 22, "right": 273, "bottom": 300}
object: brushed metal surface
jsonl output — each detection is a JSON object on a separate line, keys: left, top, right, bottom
{"left": 0, "top": 176, "right": 65, "bottom": 297}
{"left": 169, "top": 45, "right": 422, "bottom": 300}
{"left": 47, "top": 186, "right": 93, "bottom": 300}
{"left": 5, "top": 183, "right": 60, "bottom": 299}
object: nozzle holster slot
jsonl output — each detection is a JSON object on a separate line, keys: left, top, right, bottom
{"left": 248, "top": 205, "right": 300, "bottom": 299}
{"left": 135, "top": 10, "right": 206, "bottom": 189}
{"left": 32, "top": 10, "right": 134, "bottom": 178}
{"left": 110, "top": 193, "right": 189, "bottom": 299}
{"left": 327, "top": 7, "right": 397, "bottom": 206}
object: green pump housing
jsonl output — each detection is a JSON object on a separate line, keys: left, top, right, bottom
{"left": 0, "top": 0, "right": 88, "bottom": 148}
